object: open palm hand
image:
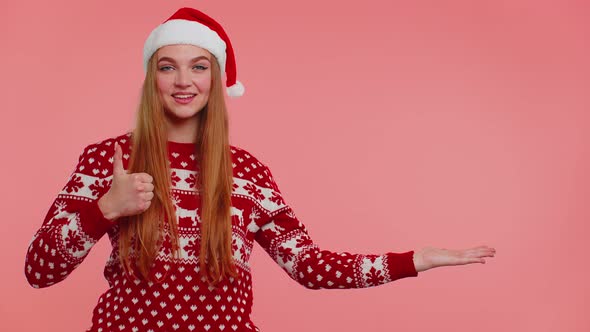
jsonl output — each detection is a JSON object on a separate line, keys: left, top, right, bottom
{"left": 413, "top": 246, "right": 496, "bottom": 272}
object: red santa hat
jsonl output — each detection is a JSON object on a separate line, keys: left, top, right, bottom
{"left": 143, "top": 7, "right": 245, "bottom": 97}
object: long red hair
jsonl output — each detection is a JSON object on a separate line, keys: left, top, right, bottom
{"left": 118, "top": 49, "right": 236, "bottom": 284}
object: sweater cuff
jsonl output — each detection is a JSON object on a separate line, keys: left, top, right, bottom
{"left": 78, "top": 200, "right": 117, "bottom": 240}
{"left": 386, "top": 250, "right": 418, "bottom": 281}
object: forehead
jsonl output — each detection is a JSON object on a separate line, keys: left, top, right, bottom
{"left": 157, "top": 44, "right": 212, "bottom": 60}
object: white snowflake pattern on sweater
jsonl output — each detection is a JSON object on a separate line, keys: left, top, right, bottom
{"left": 25, "top": 132, "right": 417, "bottom": 331}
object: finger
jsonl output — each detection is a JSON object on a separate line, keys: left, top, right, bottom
{"left": 141, "top": 182, "right": 155, "bottom": 192}
{"left": 136, "top": 173, "right": 154, "bottom": 183}
{"left": 476, "top": 247, "right": 496, "bottom": 256}
{"left": 473, "top": 252, "right": 495, "bottom": 259}
{"left": 141, "top": 191, "right": 155, "bottom": 201}
{"left": 134, "top": 181, "right": 153, "bottom": 193}
{"left": 142, "top": 200, "right": 152, "bottom": 211}
{"left": 132, "top": 173, "right": 153, "bottom": 185}
{"left": 446, "top": 256, "right": 479, "bottom": 266}
{"left": 462, "top": 257, "right": 485, "bottom": 265}
{"left": 467, "top": 246, "right": 495, "bottom": 253}
{"left": 464, "top": 249, "right": 495, "bottom": 258}
{"left": 471, "top": 245, "right": 492, "bottom": 251}
{"left": 113, "top": 142, "right": 126, "bottom": 175}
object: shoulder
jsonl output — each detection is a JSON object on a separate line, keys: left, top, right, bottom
{"left": 81, "top": 132, "right": 131, "bottom": 156}
{"left": 230, "top": 144, "right": 280, "bottom": 192}
{"left": 74, "top": 132, "right": 132, "bottom": 176}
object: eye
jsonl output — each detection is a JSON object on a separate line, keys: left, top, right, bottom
{"left": 193, "top": 64, "right": 208, "bottom": 71}
{"left": 158, "top": 65, "right": 174, "bottom": 71}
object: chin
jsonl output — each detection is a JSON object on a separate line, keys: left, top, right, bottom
{"left": 164, "top": 104, "right": 205, "bottom": 117}
{"left": 167, "top": 110, "right": 201, "bottom": 120}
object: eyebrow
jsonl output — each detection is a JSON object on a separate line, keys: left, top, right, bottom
{"left": 157, "top": 56, "right": 211, "bottom": 64}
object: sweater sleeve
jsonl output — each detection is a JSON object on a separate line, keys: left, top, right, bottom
{"left": 253, "top": 164, "right": 418, "bottom": 290}
{"left": 25, "top": 144, "right": 115, "bottom": 288}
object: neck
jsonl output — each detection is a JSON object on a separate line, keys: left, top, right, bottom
{"left": 166, "top": 116, "right": 199, "bottom": 143}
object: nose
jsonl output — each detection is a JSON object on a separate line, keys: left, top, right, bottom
{"left": 174, "top": 68, "right": 191, "bottom": 87}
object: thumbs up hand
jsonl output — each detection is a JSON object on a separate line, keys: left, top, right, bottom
{"left": 97, "top": 142, "right": 155, "bottom": 221}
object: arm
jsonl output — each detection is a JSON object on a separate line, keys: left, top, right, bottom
{"left": 25, "top": 144, "right": 114, "bottom": 288}
{"left": 252, "top": 165, "right": 418, "bottom": 290}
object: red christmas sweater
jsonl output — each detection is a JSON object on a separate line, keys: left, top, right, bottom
{"left": 25, "top": 132, "right": 418, "bottom": 332}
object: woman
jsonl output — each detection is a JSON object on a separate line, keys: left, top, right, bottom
{"left": 25, "top": 7, "right": 495, "bottom": 331}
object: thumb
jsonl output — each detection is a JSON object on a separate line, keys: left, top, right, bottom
{"left": 113, "top": 142, "right": 126, "bottom": 175}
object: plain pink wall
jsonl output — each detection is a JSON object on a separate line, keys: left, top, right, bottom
{"left": 1, "top": 0, "right": 588, "bottom": 331}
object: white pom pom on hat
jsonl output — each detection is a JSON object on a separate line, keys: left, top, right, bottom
{"left": 143, "top": 7, "right": 244, "bottom": 98}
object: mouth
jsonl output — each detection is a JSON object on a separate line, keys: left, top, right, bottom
{"left": 172, "top": 93, "right": 197, "bottom": 104}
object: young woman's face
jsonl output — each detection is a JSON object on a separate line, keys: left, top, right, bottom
{"left": 156, "top": 44, "right": 213, "bottom": 122}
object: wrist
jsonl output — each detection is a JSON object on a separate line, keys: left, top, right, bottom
{"left": 413, "top": 251, "right": 426, "bottom": 273}
{"left": 98, "top": 194, "right": 119, "bottom": 221}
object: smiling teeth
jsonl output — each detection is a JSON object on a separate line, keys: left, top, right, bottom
{"left": 175, "top": 95, "right": 195, "bottom": 99}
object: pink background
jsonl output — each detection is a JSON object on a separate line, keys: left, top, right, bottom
{"left": 1, "top": 0, "right": 588, "bottom": 331}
